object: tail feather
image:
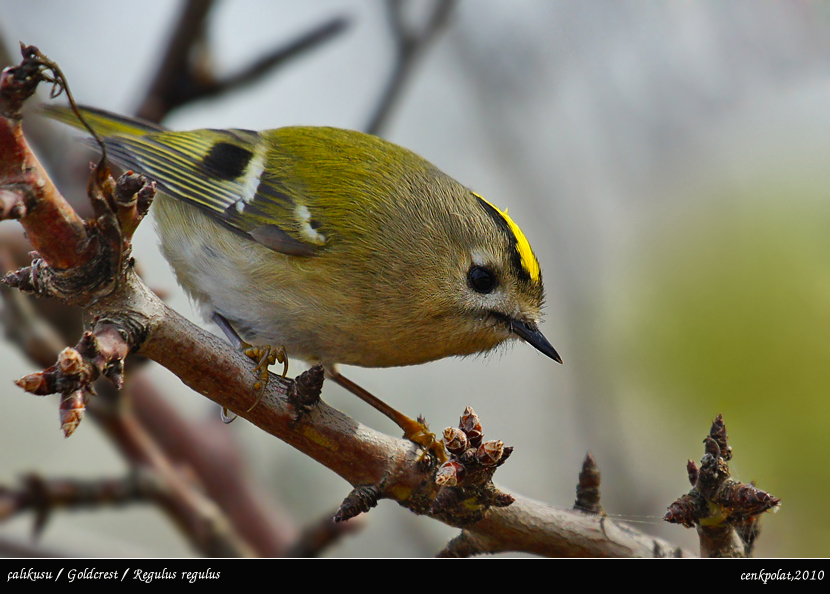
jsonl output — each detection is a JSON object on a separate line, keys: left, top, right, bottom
{"left": 40, "top": 104, "right": 167, "bottom": 137}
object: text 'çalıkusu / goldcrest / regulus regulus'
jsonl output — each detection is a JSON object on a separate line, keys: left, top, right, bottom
{"left": 44, "top": 105, "right": 561, "bottom": 384}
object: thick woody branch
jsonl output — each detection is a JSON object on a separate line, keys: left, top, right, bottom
{"left": 116, "top": 275, "right": 691, "bottom": 556}
{"left": 0, "top": 48, "right": 94, "bottom": 270}
{"left": 3, "top": 39, "right": 304, "bottom": 554}
{"left": 3, "top": 156, "right": 688, "bottom": 557}
{"left": 1, "top": 45, "right": 696, "bottom": 558}
{"left": 0, "top": 46, "right": 255, "bottom": 557}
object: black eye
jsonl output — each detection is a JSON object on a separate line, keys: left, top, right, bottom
{"left": 468, "top": 265, "right": 498, "bottom": 294}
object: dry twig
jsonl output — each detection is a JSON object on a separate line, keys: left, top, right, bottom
{"left": 366, "top": 0, "right": 458, "bottom": 135}
{"left": 136, "top": 0, "right": 348, "bottom": 122}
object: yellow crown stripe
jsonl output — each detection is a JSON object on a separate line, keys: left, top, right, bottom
{"left": 473, "top": 193, "right": 540, "bottom": 282}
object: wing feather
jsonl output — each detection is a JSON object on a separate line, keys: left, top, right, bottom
{"left": 43, "top": 105, "right": 323, "bottom": 255}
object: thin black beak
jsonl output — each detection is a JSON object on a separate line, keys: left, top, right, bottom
{"left": 511, "top": 319, "right": 563, "bottom": 364}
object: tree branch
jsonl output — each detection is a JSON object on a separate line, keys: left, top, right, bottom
{"left": 365, "top": 0, "right": 457, "bottom": 135}
{"left": 136, "top": 0, "right": 348, "bottom": 122}
{"left": 0, "top": 45, "right": 697, "bottom": 557}
{"left": 664, "top": 414, "right": 781, "bottom": 557}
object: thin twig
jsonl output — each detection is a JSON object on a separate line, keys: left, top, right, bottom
{"left": 193, "top": 18, "right": 349, "bottom": 103}
{"left": 284, "top": 512, "right": 365, "bottom": 557}
{"left": 136, "top": 0, "right": 216, "bottom": 122}
{"left": 365, "top": 0, "right": 457, "bottom": 135}
{"left": 137, "top": 1, "right": 348, "bottom": 122}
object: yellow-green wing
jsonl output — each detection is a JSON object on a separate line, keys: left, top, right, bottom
{"left": 42, "top": 105, "right": 324, "bottom": 256}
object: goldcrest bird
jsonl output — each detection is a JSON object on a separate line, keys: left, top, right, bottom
{"left": 44, "top": 105, "right": 561, "bottom": 446}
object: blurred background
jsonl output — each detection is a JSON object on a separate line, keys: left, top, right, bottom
{"left": 1, "top": 0, "right": 828, "bottom": 557}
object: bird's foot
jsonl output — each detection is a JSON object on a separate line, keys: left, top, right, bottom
{"left": 220, "top": 342, "right": 288, "bottom": 423}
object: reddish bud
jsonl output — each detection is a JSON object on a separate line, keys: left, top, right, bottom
{"left": 435, "top": 461, "right": 465, "bottom": 487}
{"left": 477, "top": 440, "right": 504, "bottom": 466}
{"left": 60, "top": 389, "right": 86, "bottom": 437}
{"left": 58, "top": 347, "right": 84, "bottom": 375}
{"left": 460, "top": 406, "right": 483, "bottom": 447}
{"left": 443, "top": 427, "right": 468, "bottom": 455}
